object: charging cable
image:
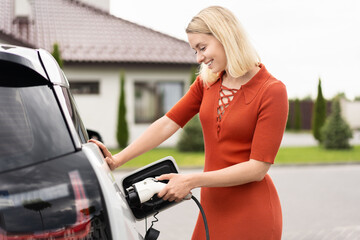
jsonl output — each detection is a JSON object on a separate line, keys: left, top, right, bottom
{"left": 144, "top": 196, "right": 209, "bottom": 240}
{"left": 191, "top": 195, "right": 210, "bottom": 240}
{"left": 127, "top": 178, "right": 210, "bottom": 240}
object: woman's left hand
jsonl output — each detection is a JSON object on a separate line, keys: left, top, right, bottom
{"left": 157, "top": 173, "right": 193, "bottom": 202}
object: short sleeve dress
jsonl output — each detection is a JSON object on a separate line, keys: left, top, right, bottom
{"left": 166, "top": 64, "right": 288, "bottom": 240}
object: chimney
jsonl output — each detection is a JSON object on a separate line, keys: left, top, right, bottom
{"left": 14, "top": 0, "right": 32, "bottom": 23}
{"left": 13, "top": 0, "right": 32, "bottom": 43}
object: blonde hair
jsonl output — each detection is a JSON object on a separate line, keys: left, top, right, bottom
{"left": 186, "top": 6, "right": 260, "bottom": 85}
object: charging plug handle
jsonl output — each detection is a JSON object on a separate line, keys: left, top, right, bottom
{"left": 125, "top": 178, "right": 165, "bottom": 208}
{"left": 133, "top": 178, "right": 166, "bottom": 203}
{"left": 126, "top": 177, "right": 192, "bottom": 207}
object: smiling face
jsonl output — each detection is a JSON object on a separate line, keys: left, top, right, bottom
{"left": 187, "top": 33, "right": 227, "bottom": 74}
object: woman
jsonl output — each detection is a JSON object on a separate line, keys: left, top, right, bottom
{"left": 91, "top": 6, "right": 288, "bottom": 240}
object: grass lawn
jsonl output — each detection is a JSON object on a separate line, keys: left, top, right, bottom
{"left": 275, "top": 145, "right": 360, "bottom": 164}
{"left": 110, "top": 145, "right": 360, "bottom": 169}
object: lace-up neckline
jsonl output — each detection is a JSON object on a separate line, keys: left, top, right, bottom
{"left": 217, "top": 82, "right": 239, "bottom": 122}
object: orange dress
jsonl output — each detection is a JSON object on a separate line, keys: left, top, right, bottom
{"left": 166, "top": 64, "right": 288, "bottom": 240}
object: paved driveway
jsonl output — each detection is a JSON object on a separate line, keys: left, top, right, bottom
{"left": 114, "top": 164, "right": 360, "bottom": 240}
{"left": 271, "top": 164, "right": 360, "bottom": 240}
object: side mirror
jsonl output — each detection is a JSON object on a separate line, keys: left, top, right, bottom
{"left": 87, "top": 129, "right": 103, "bottom": 142}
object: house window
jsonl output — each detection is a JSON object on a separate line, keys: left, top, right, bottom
{"left": 135, "top": 81, "right": 184, "bottom": 123}
{"left": 70, "top": 81, "right": 99, "bottom": 94}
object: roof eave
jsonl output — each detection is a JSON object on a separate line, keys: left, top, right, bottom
{"left": 63, "top": 59, "right": 197, "bottom": 65}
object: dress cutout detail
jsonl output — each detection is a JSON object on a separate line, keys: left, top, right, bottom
{"left": 217, "top": 84, "right": 238, "bottom": 122}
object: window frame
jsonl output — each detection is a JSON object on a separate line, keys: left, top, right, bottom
{"left": 134, "top": 80, "right": 184, "bottom": 124}
{"left": 69, "top": 80, "right": 100, "bottom": 95}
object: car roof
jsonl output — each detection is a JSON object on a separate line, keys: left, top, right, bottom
{"left": 0, "top": 44, "right": 69, "bottom": 87}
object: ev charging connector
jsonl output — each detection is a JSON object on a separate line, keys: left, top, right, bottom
{"left": 121, "top": 156, "right": 209, "bottom": 240}
{"left": 126, "top": 177, "right": 192, "bottom": 207}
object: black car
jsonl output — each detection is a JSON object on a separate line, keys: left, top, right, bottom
{"left": 0, "top": 45, "right": 143, "bottom": 239}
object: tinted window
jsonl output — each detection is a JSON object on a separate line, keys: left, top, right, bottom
{"left": 0, "top": 85, "right": 74, "bottom": 173}
{"left": 61, "top": 87, "right": 89, "bottom": 143}
{"left": 135, "top": 81, "right": 183, "bottom": 123}
{"left": 70, "top": 81, "right": 100, "bottom": 94}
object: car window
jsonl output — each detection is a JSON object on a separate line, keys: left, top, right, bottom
{"left": 61, "top": 86, "right": 89, "bottom": 143}
{"left": 0, "top": 85, "right": 74, "bottom": 173}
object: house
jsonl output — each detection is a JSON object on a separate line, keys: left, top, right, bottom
{"left": 0, "top": 0, "right": 197, "bottom": 148}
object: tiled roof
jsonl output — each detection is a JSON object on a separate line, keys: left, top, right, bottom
{"left": 0, "top": 0, "right": 197, "bottom": 64}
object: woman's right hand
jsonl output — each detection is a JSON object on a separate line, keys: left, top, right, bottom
{"left": 88, "top": 139, "right": 119, "bottom": 170}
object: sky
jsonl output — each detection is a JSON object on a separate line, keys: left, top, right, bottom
{"left": 110, "top": 0, "right": 360, "bottom": 100}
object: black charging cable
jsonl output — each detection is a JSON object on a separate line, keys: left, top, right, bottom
{"left": 191, "top": 195, "right": 210, "bottom": 240}
{"left": 144, "top": 195, "right": 210, "bottom": 240}
{"left": 144, "top": 211, "right": 160, "bottom": 240}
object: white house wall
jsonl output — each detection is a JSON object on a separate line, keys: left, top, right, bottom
{"left": 64, "top": 65, "right": 191, "bottom": 149}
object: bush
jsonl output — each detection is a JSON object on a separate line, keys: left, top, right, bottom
{"left": 51, "top": 43, "right": 63, "bottom": 68}
{"left": 321, "top": 98, "right": 352, "bottom": 149}
{"left": 177, "top": 67, "right": 204, "bottom": 152}
{"left": 116, "top": 71, "right": 129, "bottom": 148}
{"left": 177, "top": 115, "right": 204, "bottom": 152}
{"left": 312, "top": 78, "right": 327, "bottom": 142}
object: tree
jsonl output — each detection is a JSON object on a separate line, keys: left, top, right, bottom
{"left": 51, "top": 43, "right": 63, "bottom": 68}
{"left": 116, "top": 71, "right": 129, "bottom": 148}
{"left": 312, "top": 78, "right": 326, "bottom": 142}
{"left": 177, "top": 66, "right": 204, "bottom": 152}
{"left": 294, "top": 98, "right": 302, "bottom": 131}
{"left": 321, "top": 97, "right": 352, "bottom": 149}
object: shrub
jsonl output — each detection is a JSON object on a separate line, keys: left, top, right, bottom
{"left": 177, "top": 67, "right": 204, "bottom": 152}
{"left": 116, "top": 71, "right": 129, "bottom": 148}
{"left": 51, "top": 43, "right": 63, "bottom": 68}
{"left": 177, "top": 115, "right": 204, "bottom": 152}
{"left": 312, "top": 78, "right": 327, "bottom": 142}
{"left": 321, "top": 98, "right": 352, "bottom": 149}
